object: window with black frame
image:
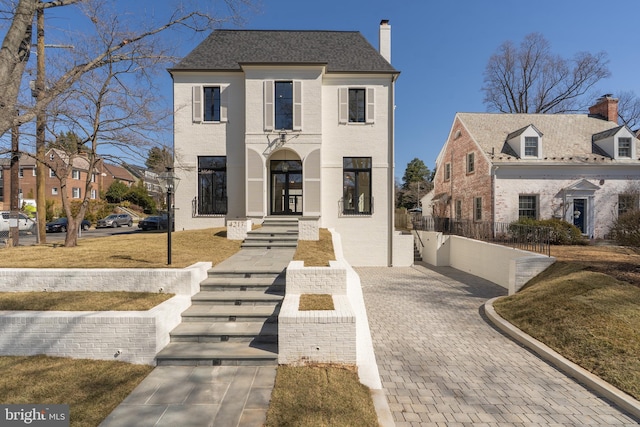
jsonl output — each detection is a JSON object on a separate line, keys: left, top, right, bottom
{"left": 275, "top": 81, "right": 293, "bottom": 130}
{"left": 203, "top": 87, "right": 221, "bottom": 122}
{"left": 349, "top": 88, "right": 366, "bottom": 123}
{"left": 343, "top": 157, "right": 372, "bottom": 215}
{"left": 198, "top": 156, "right": 227, "bottom": 215}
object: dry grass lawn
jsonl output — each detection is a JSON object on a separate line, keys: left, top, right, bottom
{"left": 293, "top": 228, "right": 335, "bottom": 266}
{"left": 299, "top": 294, "right": 334, "bottom": 311}
{"left": 0, "top": 227, "right": 242, "bottom": 268}
{"left": 496, "top": 245, "right": 640, "bottom": 400}
{"left": 265, "top": 364, "right": 378, "bottom": 427}
{"left": 0, "top": 355, "right": 153, "bottom": 427}
{"left": 0, "top": 291, "right": 173, "bottom": 311}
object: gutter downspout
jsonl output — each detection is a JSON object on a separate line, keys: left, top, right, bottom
{"left": 388, "top": 74, "right": 397, "bottom": 266}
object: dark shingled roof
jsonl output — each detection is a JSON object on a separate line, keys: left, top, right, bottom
{"left": 171, "top": 30, "right": 398, "bottom": 73}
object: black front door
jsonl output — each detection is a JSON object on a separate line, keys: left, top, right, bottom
{"left": 270, "top": 160, "right": 302, "bottom": 215}
{"left": 572, "top": 198, "right": 586, "bottom": 233}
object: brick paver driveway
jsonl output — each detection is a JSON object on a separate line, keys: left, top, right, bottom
{"left": 358, "top": 265, "right": 639, "bottom": 426}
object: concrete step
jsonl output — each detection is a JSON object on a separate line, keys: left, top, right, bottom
{"left": 181, "top": 305, "right": 280, "bottom": 322}
{"left": 241, "top": 241, "right": 297, "bottom": 249}
{"left": 244, "top": 233, "right": 298, "bottom": 240}
{"left": 207, "top": 268, "right": 286, "bottom": 278}
{"left": 200, "top": 277, "right": 284, "bottom": 292}
{"left": 191, "top": 291, "right": 283, "bottom": 305}
{"left": 155, "top": 342, "right": 278, "bottom": 366}
{"left": 170, "top": 322, "right": 278, "bottom": 343}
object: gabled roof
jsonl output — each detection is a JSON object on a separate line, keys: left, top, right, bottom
{"left": 103, "top": 163, "right": 136, "bottom": 182}
{"left": 170, "top": 30, "right": 398, "bottom": 74}
{"left": 592, "top": 125, "right": 625, "bottom": 142}
{"left": 506, "top": 124, "right": 543, "bottom": 140}
{"left": 456, "top": 113, "right": 626, "bottom": 163}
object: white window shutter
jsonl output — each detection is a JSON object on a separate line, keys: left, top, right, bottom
{"left": 338, "top": 87, "right": 348, "bottom": 124}
{"left": 366, "top": 87, "right": 375, "bottom": 123}
{"left": 264, "top": 80, "right": 274, "bottom": 131}
{"left": 192, "top": 85, "right": 203, "bottom": 122}
{"left": 220, "top": 85, "right": 229, "bottom": 122}
{"left": 293, "top": 80, "right": 302, "bottom": 130}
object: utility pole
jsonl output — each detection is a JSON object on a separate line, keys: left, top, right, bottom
{"left": 35, "top": 7, "right": 46, "bottom": 243}
{"left": 9, "top": 115, "right": 20, "bottom": 246}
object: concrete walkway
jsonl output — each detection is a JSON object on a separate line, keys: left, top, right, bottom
{"left": 357, "top": 264, "right": 640, "bottom": 426}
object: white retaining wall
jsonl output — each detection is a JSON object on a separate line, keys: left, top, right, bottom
{"left": 416, "top": 231, "right": 555, "bottom": 294}
{"left": 0, "top": 262, "right": 211, "bottom": 295}
{"left": 0, "top": 262, "right": 211, "bottom": 365}
{"left": 392, "top": 231, "right": 414, "bottom": 267}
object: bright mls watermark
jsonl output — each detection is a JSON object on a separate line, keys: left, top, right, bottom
{"left": 1, "top": 405, "right": 69, "bottom": 426}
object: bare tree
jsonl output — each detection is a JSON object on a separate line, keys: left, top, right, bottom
{"left": 616, "top": 91, "right": 640, "bottom": 130}
{"left": 482, "top": 33, "right": 610, "bottom": 114}
{"left": 0, "top": 0, "right": 255, "bottom": 246}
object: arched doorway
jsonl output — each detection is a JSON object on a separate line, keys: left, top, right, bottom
{"left": 269, "top": 151, "right": 302, "bottom": 215}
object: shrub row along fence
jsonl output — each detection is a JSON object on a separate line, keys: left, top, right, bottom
{"left": 412, "top": 216, "right": 552, "bottom": 257}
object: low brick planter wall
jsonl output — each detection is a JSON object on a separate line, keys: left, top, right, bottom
{"left": 0, "top": 262, "right": 211, "bottom": 365}
{"left": 278, "top": 294, "right": 356, "bottom": 365}
{"left": 279, "top": 259, "right": 358, "bottom": 365}
{"left": 0, "top": 295, "right": 191, "bottom": 365}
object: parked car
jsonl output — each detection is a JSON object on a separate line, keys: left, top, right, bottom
{"left": 96, "top": 213, "right": 133, "bottom": 228}
{"left": 138, "top": 215, "right": 168, "bottom": 231}
{"left": 0, "top": 211, "right": 35, "bottom": 233}
{"left": 45, "top": 217, "right": 91, "bottom": 233}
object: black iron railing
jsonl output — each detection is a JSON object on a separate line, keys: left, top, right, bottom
{"left": 412, "top": 216, "right": 551, "bottom": 256}
{"left": 192, "top": 197, "right": 227, "bottom": 217}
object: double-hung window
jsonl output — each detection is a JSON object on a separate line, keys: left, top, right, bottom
{"left": 455, "top": 200, "right": 462, "bottom": 220}
{"left": 197, "top": 156, "right": 227, "bottom": 215}
{"left": 618, "top": 137, "right": 631, "bottom": 158}
{"left": 444, "top": 163, "right": 451, "bottom": 181}
{"left": 618, "top": 194, "right": 639, "bottom": 216}
{"left": 474, "top": 197, "right": 482, "bottom": 221}
{"left": 519, "top": 195, "right": 538, "bottom": 219}
{"left": 72, "top": 187, "right": 81, "bottom": 199}
{"left": 524, "top": 137, "right": 538, "bottom": 157}
{"left": 466, "top": 153, "right": 475, "bottom": 174}
{"left": 343, "top": 157, "right": 372, "bottom": 215}
{"left": 72, "top": 169, "right": 80, "bottom": 180}
{"left": 339, "top": 87, "right": 375, "bottom": 124}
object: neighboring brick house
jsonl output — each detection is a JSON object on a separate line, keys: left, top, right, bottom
{"left": 169, "top": 21, "right": 400, "bottom": 266}
{"left": 430, "top": 96, "right": 640, "bottom": 239}
{"left": 0, "top": 149, "right": 137, "bottom": 211}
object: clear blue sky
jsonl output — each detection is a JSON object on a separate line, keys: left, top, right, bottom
{"left": 23, "top": 0, "right": 640, "bottom": 176}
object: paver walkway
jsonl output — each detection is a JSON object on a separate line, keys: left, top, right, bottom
{"left": 357, "top": 264, "right": 640, "bottom": 426}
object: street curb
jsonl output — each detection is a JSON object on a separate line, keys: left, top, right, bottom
{"left": 485, "top": 297, "right": 640, "bottom": 421}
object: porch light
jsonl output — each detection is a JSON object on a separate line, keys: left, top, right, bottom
{"left": 279, "top": 132, "right": 287, "bottom": 144}
{"left": 158, "top": 167, "right": 181, "bottom": 265}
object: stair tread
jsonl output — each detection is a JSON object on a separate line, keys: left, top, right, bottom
{"left": 156, "top": 342, "right": 277, "bottom": 359}
{"left": 171, "top": 322, "right": 277, "bottom": 336}
{"left": 192, "top": 291, "right": 283, "bottom": 302}
{"left": 182, "top": 305, "right": 279, "bottom": 316}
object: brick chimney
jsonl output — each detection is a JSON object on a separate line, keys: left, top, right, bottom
{"left": 379, "top": 20, "right": 391, "bottom": 63}
{"left": 588, "top": 94, "right": 619, "bottom": 122}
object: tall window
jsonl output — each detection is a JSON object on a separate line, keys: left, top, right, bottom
{"left": 204, "top": 86, "right": 221, "bottom": 122}
{"left": 474, "top": 197, "right": 482, "bottom": 221}
{"left": 444, "top": 163, "right": 451, "bottom": 181}
{"left": 618, "top": 137, "right": 631, "bottom": 158}
{"left": 349, "top": 89, "right": 365, "bottom": 123}
{"left": 72, "top": 169, "right": 80, "bottom": 180}
{"left": 72, "top": 187, "right": 81, "bottom": 199}
{"left": 525, "top": 137, "right": 538, "bottom": 157}
{"left": 466, "top": 152, "right": 475, "bottom": 173}
{"left": 343, "top": 157, "right": 372, "bottom": 215}
{"left": 198, "top": 156, "right": 227, "bottom": 215}
{"left": 618, "top": 194, "right": 639, "bottom": 216}
{"left": 519, "top": 195, "right": 538, "bottom": 219}
{"left": 455, "top": 200, "right": 462, "bottom": 220}
{"left": 90, "top": 189, "right": 97, "bottom": 199}
{"left": 19, "top": 168, "right": 23, "bottom": 178}
{"left": 275, "top": 81, "right": 293, "bottom": 130}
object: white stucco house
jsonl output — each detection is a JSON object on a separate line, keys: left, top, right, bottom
{"left": 431, "top": 95, "right": 640, "bottom": 239}
{"left": 169, "top": 22, "right": 400, "bottom": 266}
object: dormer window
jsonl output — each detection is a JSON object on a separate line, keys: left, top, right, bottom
{"left": 618, "top": 137, "right": 631, "bottom": 158}
{"left": 505, "top": 124, "right": 542, "bottom": 159}
{"left": 524, "top": 137, "right": 539, "bottom": 157}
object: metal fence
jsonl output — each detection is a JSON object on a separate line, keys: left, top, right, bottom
{"left": 412, "top": 216, "right": 551, "bottom": 256}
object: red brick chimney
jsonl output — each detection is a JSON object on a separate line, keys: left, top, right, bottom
{"left": 588, "top": 94, "right": 618, "bottom": 122}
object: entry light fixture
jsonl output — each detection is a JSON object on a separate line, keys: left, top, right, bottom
{"left": 279, "top": 132, "right": 287, "bottom": 144}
